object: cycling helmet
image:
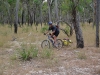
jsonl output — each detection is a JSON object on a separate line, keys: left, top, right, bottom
{"left": 48, "top": 22, "right": 52, "bottom": 25}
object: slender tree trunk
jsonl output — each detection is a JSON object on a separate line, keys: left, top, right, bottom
{"left": 22, "top": 9, "right": 24, "bottom": 26}
{"left": 47, "top": 0, "right": 51, "bottom": 22}
{"left": 30, "top": 12, "right": 33, "bottom": 26}
{"left": 95, "top": 0, "right": 99, "bottom": 47}
{"left": 55, "top": 0, "right": 59, "bottom": 22}
{"left": 40, "top": 2, "right": 43, "bottom": 27}
{"left": 93, "top": 0, "right": 96, "bottom": 27}
{"left": 14, "top": 0, "right": 20, "bottom": 34}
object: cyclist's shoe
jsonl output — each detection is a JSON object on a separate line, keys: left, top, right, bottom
{"left": 53, "top": 43, "right": 58, "bottom": 48}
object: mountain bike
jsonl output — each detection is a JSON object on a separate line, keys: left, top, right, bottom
{"left": 41, "top": 33, "right": 63, "bottom": 49}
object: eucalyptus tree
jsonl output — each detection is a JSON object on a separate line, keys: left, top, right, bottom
{"left": 95, "top": 0, "right": 100, "bottom": 47}
{"left": 47, "top": 0, "right": 54, "bottom": 22}
{"left": 14, "top": 0, "right": 20, "bottom": 33}
{"left": 33, "top": 0, "right": 44, "bottom": 26}
{"left": 59, "top": 0, "right": 92, "bottom": 48}
{"left": 42, "top": 2, "right": 48, "bottom": 24}
{"left": 55, "top": 0, "right": 59, "bottom": 22}
{"left": 70, "top": 0, "right": 84, "bottom": 48}
{"left": 0, "top": 0, "right": 11, "bottom": 24}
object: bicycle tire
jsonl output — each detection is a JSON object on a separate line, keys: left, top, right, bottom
{"left": 56, "top": 39, "right": 63, "bottom": 49}
{"left": 41, "top": 40, "right": 50, "bottom": 49}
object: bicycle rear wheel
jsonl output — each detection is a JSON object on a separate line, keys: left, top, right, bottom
{"left": 41, "top": 40, "right": 50, "bottom": 49}
{"left": 56, "top": 39, "right": 63, "bottom": 49}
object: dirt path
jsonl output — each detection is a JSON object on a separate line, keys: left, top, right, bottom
{"left": 0, "top": 40, "right": 100, "bottom": 75}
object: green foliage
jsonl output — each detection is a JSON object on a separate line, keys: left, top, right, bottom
{"left": 18, "top": 44, "right": 38, "bottom": 61}
{"left": 62, "top": 25, "right": 71, "bottom": 37}
{"left": 19, "top": 49, "right": 30, "bottom": 61}
{"left": 42, "top": 2, "right": 48, "bottom": 15}
{"left": 8, "top": 0, "right": 16, "bottom": 5}
{"left": 41, "top": 25, "right": 48, "bottom": 33}
{"left": 30, "top": 46, "right": 38, "bottom": 58}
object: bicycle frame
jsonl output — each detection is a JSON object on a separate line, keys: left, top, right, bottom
{"left": 42, "top": 34, "right": 63, "bottom": 49}
{"left": 46, "top": 34, "right": 54, "bottom": 46}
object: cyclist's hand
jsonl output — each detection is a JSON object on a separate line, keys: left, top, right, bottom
{"left": 44, "top": 33, "right": 46, "bottom": 35}
{"left": 49, "top": 33, "right": 51, "bottom": 35}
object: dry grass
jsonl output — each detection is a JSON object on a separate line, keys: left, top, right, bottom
{"left": 0, "top": 23, "right": 100, "bottom": 75}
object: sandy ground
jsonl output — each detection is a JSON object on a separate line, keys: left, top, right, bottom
{"left": 0, "top": 40, "right": 100, "bottom": 75}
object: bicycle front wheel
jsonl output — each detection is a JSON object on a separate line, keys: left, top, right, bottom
{"left": 56, "top": 39, "right": 63, "bottom": 49}
{"left": 41, "top": 40, "right": 50, "bottom": 49}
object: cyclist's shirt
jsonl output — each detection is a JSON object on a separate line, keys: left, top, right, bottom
{"left": 48, "top": 25, "right": 59, "bottom": 37}
{"left": 48, "top": 25, "right": 59, "bottom": 32}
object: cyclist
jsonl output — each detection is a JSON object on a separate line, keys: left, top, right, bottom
{"left": 44, "top": 22, "right": 60, "bottom": 46}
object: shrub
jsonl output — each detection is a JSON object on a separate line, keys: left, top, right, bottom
{"left": 18, "top": 44, "right": 38, "bottom": 61}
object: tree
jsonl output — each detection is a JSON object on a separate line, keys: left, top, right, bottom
{"left": 95, "top": 0, "right": 99, "bottom": 47}
{"left": 71, "top": 0, "right": 84, "bottom": 48}
{"left": 47, "top": 0, "right": 54, "bottom": 22}
{"left": 14, "top": 0, "right": 20, "bottom": 33}
{"left": 55, "top": 0, "right": 59, "bottom": 22}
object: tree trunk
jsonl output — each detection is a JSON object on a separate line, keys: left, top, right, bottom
{"left": 55, "top": 0, "right": 59, "bottom": 22}
{"left": 47, "top": 0, "right": 51, "bottom": 22}
{"left": 93, "top": 0, "right": 96, "bottom": 27}
{"left": 40, "top": 2, "right": 43, "bottom": 27}
{"left": 14, "top": 0, "right": 19, "bottom": 34}
{"left": 22, "top": 9, "right": 24, "bottom": 26}
{"left": 95, "top": 0, "right": 99, "bottom": 47}
{"left": 72, "top": 7, "right": 84, "bottom": 48}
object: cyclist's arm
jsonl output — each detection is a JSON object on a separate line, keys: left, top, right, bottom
{"left": 45, "top": 30, "right": 49, "bottom": 34}
{"left": 51, "top": 31, "right": 55, "bottom": 36}
{"left": 44, "top": 28, "right": 50, "bottom": 34}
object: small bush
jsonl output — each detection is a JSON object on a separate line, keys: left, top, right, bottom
{"left": 19, "top": 49, "right": 30, "bottom": 60}
{"left": 30, "top": 46, "right": 38, "bottom": 58}
{"left": 64, "top": 26, "right": 70, "bottom": 35}
{"left": 18, "top": 44, "right": 38, "bottom": 61}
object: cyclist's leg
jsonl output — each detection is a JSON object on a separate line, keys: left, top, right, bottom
{"left": 53, "top": 32, "right": 59, "bottom": 46}
{"left": 53, "top": 35, "right": 57, "bottom": 44}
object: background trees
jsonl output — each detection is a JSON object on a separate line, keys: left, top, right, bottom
{"left": 0, "top": 0, "right": 99, "bottom": 48}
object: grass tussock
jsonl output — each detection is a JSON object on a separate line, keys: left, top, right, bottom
{"left": 40, "top": 48, "right": 54, "bottom": 59}
{"left": 77, "top": 51, "right": 87, "bottom": 60}
{"left": 17, "top": 44, "right": 38, "bottom": 61}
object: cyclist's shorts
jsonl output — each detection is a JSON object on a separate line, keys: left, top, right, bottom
{"left": 54, "top": 31, "right": 59, "bottom": 37}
